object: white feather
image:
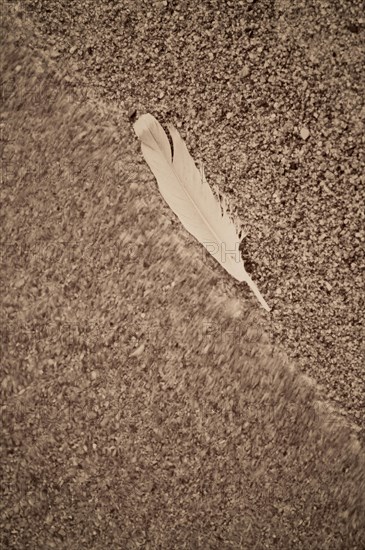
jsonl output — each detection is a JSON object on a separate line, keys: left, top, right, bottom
{"left": 134, "top": 113, "right": 270, "bottom": 312}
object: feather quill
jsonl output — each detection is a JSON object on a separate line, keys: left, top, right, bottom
{"left": 134, "top": 113, "right": 270, "bottom": 312}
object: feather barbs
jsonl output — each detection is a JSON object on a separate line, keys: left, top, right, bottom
{"left": 134, "top": 113, "right": 270, "bottom": 312}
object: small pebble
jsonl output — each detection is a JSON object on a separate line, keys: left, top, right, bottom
{"left": 49, "top": 48, "right": 61, "bottom": 59}
{"left": 240, "top": 66, "right": 250, "bottom": 78}
{"left": 300, "top": 127, "right": 310, "bottom": 140}
{"left": 129, "top": 343, "right": 145, "bottom": 357}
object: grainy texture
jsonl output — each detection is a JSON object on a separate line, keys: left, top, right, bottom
{"left": 1, "top": 2, "right": 365, "bottom": 550}
{"left": 15, "top": 0, "right": 365, "bottom": 425}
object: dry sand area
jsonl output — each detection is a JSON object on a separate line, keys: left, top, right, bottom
{"left": 1, "top": 1, "right": 364, "bottom": 549}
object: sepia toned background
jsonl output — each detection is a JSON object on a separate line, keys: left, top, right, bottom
{"left": 1, "top": 1, "right": 364, "bottom": 548}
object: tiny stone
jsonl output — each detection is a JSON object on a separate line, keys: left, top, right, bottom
{"left": 240, "top": 66, "right": 250, "bottom": 78}
{"left": 129, "top": 343, "right": 145, "bottom": 357}
{"left": 347, "top": 23, "right": 359, "bottom": 33}
{"left": 69, "top": 46, "right": 77, "bottom": 54}
{"left": 273, "top": 192, "right": 281, "bottom": 204}
{"left": 50, "top": 48, "right": 61, "bottom": 59}
{"left": 14, "top": 277, "right": 25, "bottom": 288}
{"left": 300, "top": 127, "right": 310, "bottom": 140}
